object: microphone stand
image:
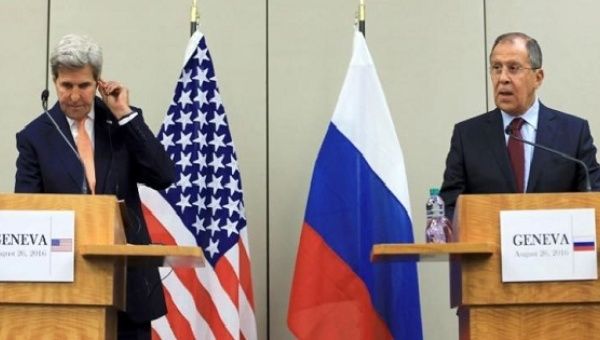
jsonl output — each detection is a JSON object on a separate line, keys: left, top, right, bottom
{"left": 505, "top": 128, "right": 592, "bottom": 192}
{"left": 41, "top": 90, "right": 88, "bottom": 194}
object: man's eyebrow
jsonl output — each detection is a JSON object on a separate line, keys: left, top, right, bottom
{"left": 58, "top": 80, "right": 93, "bottom": 85}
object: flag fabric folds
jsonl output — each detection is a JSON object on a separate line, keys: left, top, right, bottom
{"left": 287, "top": 31, "right": 423, "bottom": 340}
{"left": 140, "top": 30, "right": 257, "bottom": 340}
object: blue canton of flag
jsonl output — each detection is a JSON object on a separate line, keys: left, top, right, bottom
{"left": 157, "top": 36, "right": 246, "bottom": 267}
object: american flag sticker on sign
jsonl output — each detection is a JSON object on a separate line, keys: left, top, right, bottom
{"left": 51, "top": 238, "right": 72, "bottom": 252}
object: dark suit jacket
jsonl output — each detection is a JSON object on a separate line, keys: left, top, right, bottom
{"left": 440, "top": 103, "right": 600, "bottom": 219}
{"left": 15, "top": 97, "right": 175, "bottom": 322}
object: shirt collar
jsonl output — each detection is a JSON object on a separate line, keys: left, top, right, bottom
{"left": 66, "top": 107, "right": 95, "bottom": 129}
{"left": 501, "top": 97, "right": 539, "bottom": 130}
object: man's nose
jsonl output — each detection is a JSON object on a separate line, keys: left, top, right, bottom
{"left": 498, "top": 68, "right": 511, "bottom": 83}
{"left": 69, "top": 88, "right": 80, "bottom": 101}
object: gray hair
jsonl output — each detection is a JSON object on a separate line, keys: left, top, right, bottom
{"left": 50, "top": 34, "right": 103, "bottom": 80}
{"left": 491, "top": 32, "right": 543, "bottom": 69}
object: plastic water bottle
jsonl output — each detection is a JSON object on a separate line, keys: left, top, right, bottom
{"left": 425, "top": 188, "right": 453, "bottom": 243}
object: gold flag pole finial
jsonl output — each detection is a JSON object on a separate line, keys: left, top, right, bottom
{"left": 190, "top": 0, "right": 199, "bottom": 36}
{"left": 358, "top": 0, "right": 366, "bottom": 36}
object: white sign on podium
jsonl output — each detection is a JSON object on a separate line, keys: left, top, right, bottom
{"left": 500, "top": 208, "right": 597, "bottom": 283}
{"left": 0, "top": 210, "right": 75, "bottom": 282}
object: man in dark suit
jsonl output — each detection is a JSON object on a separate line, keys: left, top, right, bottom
{"left": 15, "top": 34, "right": 175, "bottom": 339}
{"left": 440, "top": 32, "right": 600, "bottom": 219}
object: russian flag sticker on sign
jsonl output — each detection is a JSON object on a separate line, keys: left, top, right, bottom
{"left": 573, "top": 240, "right": 595, "bottom": 252}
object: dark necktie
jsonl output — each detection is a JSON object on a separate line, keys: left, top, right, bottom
{"left": 507, "top": 118, "right": 525, "bottom": 193}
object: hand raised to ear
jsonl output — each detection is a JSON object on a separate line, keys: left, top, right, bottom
{"left": 98, "top": 79, "right": 133, "bottom": 119}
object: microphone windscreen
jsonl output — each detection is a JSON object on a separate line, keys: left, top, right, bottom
{"left": 41, "top": 89, "right": 49, "bottom": 102}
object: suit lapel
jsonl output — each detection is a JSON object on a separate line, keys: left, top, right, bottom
{"left": 527, "top": 104, "right": 557, "bottom": 192}
{"left": 93, "top": 100, "right": 115, "bottom": 195}
{"left": 46, "top": 103, "right": 86, "bottom": 191}
{"left": 484, "top": 109, "right": 517, "bottom": 192}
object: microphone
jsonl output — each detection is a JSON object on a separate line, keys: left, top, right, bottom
{"left": 40, "top": 89, "right": 89, "bottom": 194}
{"left": 504, "top": 125, "right": 592, "bottom": 192}
{"left": 41, "top": 89, "right": 49, "bottom": 109}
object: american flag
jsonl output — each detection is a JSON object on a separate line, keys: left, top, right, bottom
{"left": 140, "top": 31, "right": 257, "bottom": 340}
{"left": 51, "top": 238, "right": 72, "bottom": 252}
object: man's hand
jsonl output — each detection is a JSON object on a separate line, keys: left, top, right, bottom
{"left": 98, "top": 79, "right": 133, "bottom": 119}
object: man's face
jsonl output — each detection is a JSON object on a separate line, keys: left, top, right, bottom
{"left": 490, "top": 38, "right": 544, "bottom": 116}
{"left": 54, "top": 64, "right": 97, "bottom": 121}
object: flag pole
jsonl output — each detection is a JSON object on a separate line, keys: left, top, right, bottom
{"left": 358, "top": 0, "right": 366, "bottom": 37}
{"left": 190, "top": 0, "right": 199, "bottom": 36}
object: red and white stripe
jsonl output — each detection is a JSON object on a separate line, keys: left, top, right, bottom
{"left": 140, "top": 186, "right": 257, "bottom": 340}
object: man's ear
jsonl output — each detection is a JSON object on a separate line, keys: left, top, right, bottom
{"left": 535, "top": 68, "right": 544, "bottom": 88}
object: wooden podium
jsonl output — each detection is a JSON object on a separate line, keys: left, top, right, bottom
{"left": 373, "top": 193, "right": 600, "bottom": 340}
{"left": 0, "top": 194, "right": 203, "bottom": 340}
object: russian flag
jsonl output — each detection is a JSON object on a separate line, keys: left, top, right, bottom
{"left": 288, "top": 30, "right": 423, "bottom": 339}
{"left": 574, "top": 241, "right": 595, "bottom": 251}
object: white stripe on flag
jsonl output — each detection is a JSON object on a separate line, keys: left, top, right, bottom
{"left": 240, "top": 227, "right": 251, "bottom": 255}
{"left": 152, "top": 315, "right": 177, "bottom": 340}
{"left": 224, "top": 242, "right": 240, "bottom": 278}
{"left": 330, "top": 31, "right": 412, "bottom": 217}
{"left": 239, "top": 286, "right": 258, "bottom": 340}
{"left": 182, "top": 31, "right": 203, "bottom": 68}
{"left": 139, "top": 185, "right": 198, "bottom": 245}
{"left": 238, "top": 227, "right": 257, "bottom": 339}
{"left": 196, "top": 263, "right": 241, "bottom": 339}
{"left": 160, "top": 267, "right": 214, "bottom": 340}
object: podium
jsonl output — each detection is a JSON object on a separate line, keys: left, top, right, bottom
{"left": 0, "top": 194, "right": 203, "bottom": 340}
{"left": 372, "top": 193, "right": 600, "bottom": 340}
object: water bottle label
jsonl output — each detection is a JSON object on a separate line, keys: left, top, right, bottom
{"left": 426, "top": 207, "right": 444, "bottom": 218}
